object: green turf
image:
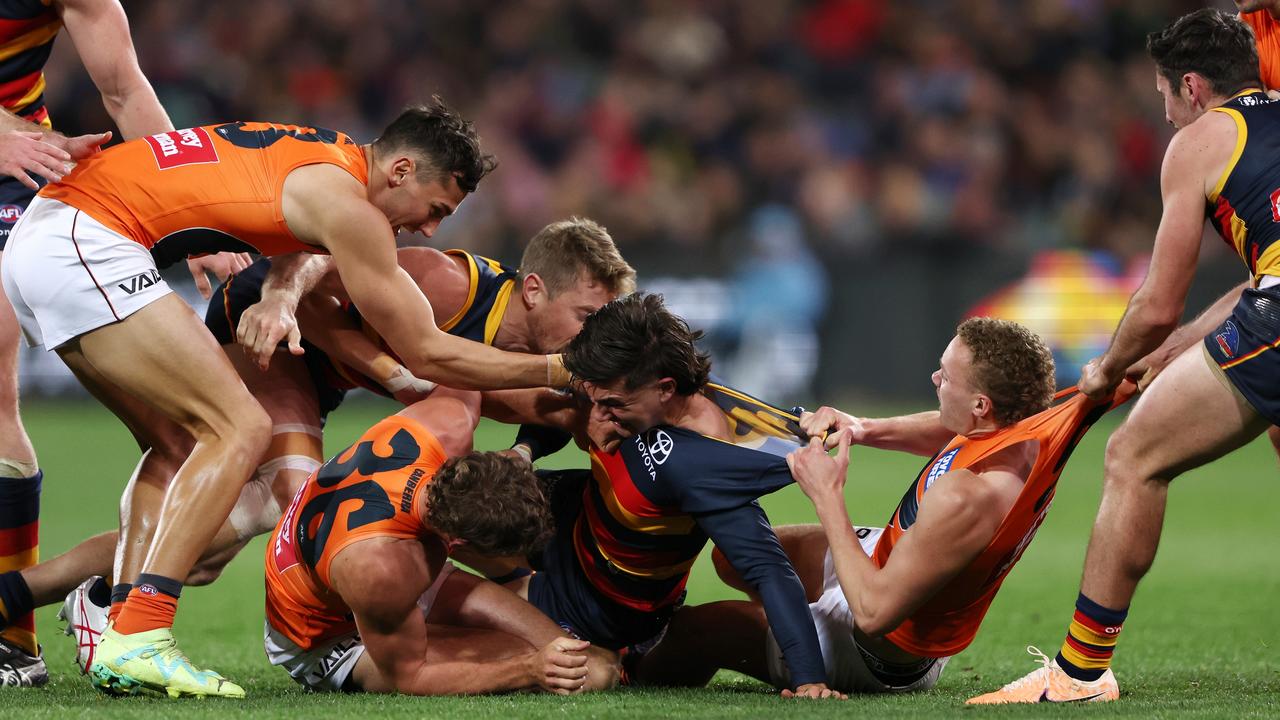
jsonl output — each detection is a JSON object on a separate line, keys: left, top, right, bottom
{"left": 4, "top": 397, "right": 1278, "bottom": 717}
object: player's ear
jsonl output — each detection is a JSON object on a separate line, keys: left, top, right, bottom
{"left": 389, "top": 157, "right": 414, "bottom": 187}
{"left": 973, "top": 393, "right": 992, "bottom": 420}
{"left": 656, "top": 377, "right": 677, "bottom": 401}
{"left": 521, "top": 272, "right": 546, "bottom": 309}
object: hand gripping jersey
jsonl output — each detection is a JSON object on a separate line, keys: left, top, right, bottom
{"left": 577, "top": 381, "right": 826, "bottom": 685}
{"left": 264, "top": 415, "right": 446, "bottom": 651}
{"left": 0, "top": 0, "right": 60, "bottom": 128}
{"left": 1206, "top": 91, "right": 1280, "bottom": 283}
{"left": 871, "top": 384, "right": 1136, "bottom": 658}
{"left": 39, "top": 122, "right": 368, "bottom": 266}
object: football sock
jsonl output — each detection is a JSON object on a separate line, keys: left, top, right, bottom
{"left": 109, "top": 582, "right": 132, "bottom": 625}
{"left": 0, "top": 570, "right": 34, "bottom": 639}
{"left": 0, "top": 471, "right": 41, "bottom": 655}
{"left": 1056, "top": 592, "right": 1127, "bottom": 681}
{"left": 112, "top": 573, "right": 182, "bottom": 635}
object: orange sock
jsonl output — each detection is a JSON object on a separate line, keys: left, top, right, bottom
{"left": 108, "top": 601, "right": 125, "bottom": 625}
{"left": 112, "top": 577, "right": 181, "bottom": 635}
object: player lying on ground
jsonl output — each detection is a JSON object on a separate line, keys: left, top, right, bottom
{"left": 970, "top": 10, "right": 1280, "bottom": 704}
{"left": 0, "top": 97, "right": 582, "bottom": 697}
{"left": 4, "top": 218, "right": 634, "bottom": 676}
{"left": 630, "top": 318, "right": 1133, "bottom": 694}
{"left": 264, "top": 384, "right": 616, "bottom": 695}
{"left": 472, "top": 293, "right": 844, "bottom": 699}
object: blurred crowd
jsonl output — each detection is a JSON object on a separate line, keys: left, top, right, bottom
{"left": 40, "top": 0, "right": 1218, "bottom": 272}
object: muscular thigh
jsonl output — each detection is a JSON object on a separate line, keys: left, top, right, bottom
{"left": 1114, "top": 346, "right": 1270, "bottom": 480}
{"left": 714, "top": 524, "right": 828, "bottom": 602}
{"left": 222, "top": 345, "right": 320, "bottom": 427}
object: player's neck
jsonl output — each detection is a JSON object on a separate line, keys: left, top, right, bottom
{"left": 664, "top": 390, "right": 731, "bottom": 440}
{"left": 491, "top": 299, "right": 533, "bottom": 353}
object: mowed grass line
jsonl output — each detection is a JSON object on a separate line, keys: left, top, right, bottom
{"left": 4, "top": 398, "right": 1277, "bottom": 718}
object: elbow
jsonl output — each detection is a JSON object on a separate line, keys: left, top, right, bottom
{"left": 855, "top": 608, "right": 894, "bottom": 638}
{"left": 1132, "top": 293, "right": 1183, "bottom": 334}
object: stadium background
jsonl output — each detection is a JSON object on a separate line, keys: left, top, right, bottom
{"left": 8, "top": 0, "right": 1280, "bottom": 716}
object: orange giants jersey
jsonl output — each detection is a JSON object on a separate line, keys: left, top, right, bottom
{"left": 1243, "top": 11, "right": 1280, "bottom": 91}
{"left": 264, "top": 415, "right": 446, "bottom": 651}
{"left": 871, "top": 384, "right": 1135, "bottom": 658}
{"left": 0, "top": 0, "right": 60, "bottom": 128}
{"left": 1206, "top": 91, "right": 1280, "bottom": 282}
{"left": 40, "top": 122, "right": 368, "bottom": 267}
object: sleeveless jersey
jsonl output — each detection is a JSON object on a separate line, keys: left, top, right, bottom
{"left": 40, "top": 122, "right": 368, "bottom": 266}
{"left": 1243, "top": 11, "right": 1280, "bottom": 91}
{"left": 322, "top": 249, "right": 517, "bottom": 396}
{"left": 1206, "top": 91, "right": 1280, "bottom": 282}
{"left": 0, "top": 0, "right": 60, "bottom": 128}
{"left": 871, "top": 384, "right": 1135, "bottom": 658}
{"left": 577, "top": 382, "right": 806, "bottom": 611}
{"left": 264, "top": 415, "right": 446, "bottom": 651}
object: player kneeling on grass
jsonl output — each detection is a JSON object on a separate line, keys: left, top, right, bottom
{"left": 263, "top": 385, "right": 616, "bottom": 694}
{"left": 632, "top": 318, "right": 1133, "bottom": 695}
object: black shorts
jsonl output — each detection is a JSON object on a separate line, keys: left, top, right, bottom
{"left": 204, "top": 257, "right": 348, "bottom": 420}
{"left": 0, "top": 175, "right": 39, "bottom": 251}
{"left": 1203, "top": 286, "right": 1280, "bottom": 425}
{"left": 527, "top": 470, "right": 677, "bottom": 652}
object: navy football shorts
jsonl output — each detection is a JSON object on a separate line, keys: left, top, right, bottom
{"left": 1203, "top": 285, "right": 1280, "bottom": 425}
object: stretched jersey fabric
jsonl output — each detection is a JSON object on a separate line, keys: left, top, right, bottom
{"left": 577, "top": 382, "right": 825, "bottom": 685}
{"left": 1206, "top": 91, "right": 1280, "bottom": 282}
{"left": 264, "top": 415, "right": 446, "bottom": 651}
{"left": 40, "top": 122, "right": 368, "bottom": 266}
{"left": 321, "top": 249, "right": 517, "bottom": 397}
{"left": 871, "top": 384, "right": 1135, "bottom": 658}
{"left": 0, "top": 0, "right": 60, "bottom": 128}
{"left": 1243, "top": 11, "right": 1280, "bottom": 91}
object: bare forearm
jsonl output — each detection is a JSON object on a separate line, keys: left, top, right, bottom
{"left": 1150, "top": 281, "right": 1246, "bottom": 360}
{"left": 812, "top": 496, "right": 890, "bottom": 634}
{"left": 401, "top": 655, "right": 536, "bottom": 695}
{"left": 403, "top": 334, "right": 565, "bottom": 391}
{"left": 297, "top": 293, "right": 398, "bottom": 381}
{"left": 861, "top": 412, "right": 954, "bottom": 456}
{"left": 100, "top": 84, "right": 172, "bottom": 140}
{"left": 263, "top": 254, "right": 332, "bottom": 303}
{"left": 1101, "top": 292, "right": 1181, "bottom": 379}
{"left": 450, "top": 580, "right": 566, "bottom": 648}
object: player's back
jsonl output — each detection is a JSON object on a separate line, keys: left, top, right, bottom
{"left": 1206, "top": 91, "right": 1280, "bottom": 281}
{"left": 265, "top": 414, "right": 447, "bottom": 650}
{"left": 40, "top": 122, "right": 368, "bottom": 265}
{"left": 872, "top": 385, "right": 1134, "bottom": 658}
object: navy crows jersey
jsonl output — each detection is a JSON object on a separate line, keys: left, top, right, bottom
{"left": 579, "top": 382, "right": 825, "bottom": 685}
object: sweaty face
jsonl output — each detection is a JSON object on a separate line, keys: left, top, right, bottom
{"left": 930, "top": 336, "right": 983, "bottom": 435}
{"left": 1156, "top": 71, "right": 1200, "bottom": 130}
{"left": 527, "top": 275, "right": 618, "bottom": 354}
{"left": 582, "top": 377, "right": 670, "bottom": 439}
{"left": 384, "top": 170, "right": 466, "bottom": 238}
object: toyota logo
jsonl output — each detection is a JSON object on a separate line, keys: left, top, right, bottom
{"left": 647, "top": 430, "right": 674, "bottom": 465}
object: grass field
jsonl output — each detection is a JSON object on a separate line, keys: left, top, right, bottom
{"left": 4, "top": 397, "right": 1279, "bottom": 718}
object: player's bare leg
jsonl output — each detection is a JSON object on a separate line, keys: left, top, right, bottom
{"left": 350, "top": 625, "right": 536, "bottom": 693}
{"left": 1267, "top": 426, "right": 1280, "bottom": 466}
{"left": 59, "top": 294, "right": 270, "bottom": 698}
{"left": 969, "top": 346, "right": 1268, "bottom": 705}
{"left": 0, "top": 249, "right": 47, "bottom": 685}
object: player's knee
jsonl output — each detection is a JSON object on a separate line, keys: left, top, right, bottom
{"left": 711, "top": 547, "right": 739, "bottom": 585}
{"left": 583, "top": 647, "right": 621, "bottom": 692}
{"left": 230, "top": 452, "right": 320, "bottom": 542}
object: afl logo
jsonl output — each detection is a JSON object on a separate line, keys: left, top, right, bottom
{"left": 0, "top": 205, "right": 22, "bottom": 223}
{"left": 646, "top": 430, "right": 674, "bottom": 465}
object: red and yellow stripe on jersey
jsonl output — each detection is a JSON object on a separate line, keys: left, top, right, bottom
{"left": 0, "top": 0, "right": 60, "bottom": 128}
{"left": 40, "top": 122, "right": 367, "bottom": 265}
{"left": 264, "top": 415, "right": 445, "bottom": 651}
{"left": 1206, "top": 91, "right": 1280, "bottom": 283}
{"left": 871, "top": 384, "right": 1135, "bottom": 658}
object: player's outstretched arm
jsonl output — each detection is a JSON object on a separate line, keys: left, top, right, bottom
{"left": 287, "top": 168, "right": 566, "bottom": 389}
{"left": 801, "top": 406, "right": 953, "bottom": 457}
{"left": 57, "top": 0, "right": 172, "bottom": 140}
{"left": 1084, "top": 111, "right": 1233, "bottom": 397}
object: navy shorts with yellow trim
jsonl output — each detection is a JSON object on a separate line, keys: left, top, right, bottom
{"left": 204, "top": 258, "right": 347, "bottom": 420}
{"left": 1203, "top": 286, "right": 1280, "bottom": 425}
{"left": 527, "top": 469, "right": 677, "bottom": 651}
{"left": 0, "top": 175, "right": 39, "bottom": 251}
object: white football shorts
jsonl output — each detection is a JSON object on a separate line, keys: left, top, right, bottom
{"left": 1, "top": 196, "right": 171, "bottom": 350}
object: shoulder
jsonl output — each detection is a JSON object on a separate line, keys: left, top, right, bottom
{"left": 1167, "top": 109, "right": 1240, "bottom": 170}
{"left": 396, "top": 248, "right": 470, "bottom": 314}
{"left": 924, "top": 463, "right": 1018, "bottom": 535}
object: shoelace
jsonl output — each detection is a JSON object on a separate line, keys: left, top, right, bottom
{"left": 996, "top": 645, "right": 1055, "bottom": 691}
